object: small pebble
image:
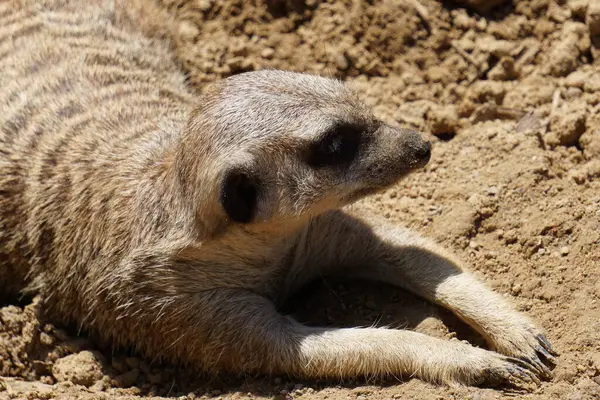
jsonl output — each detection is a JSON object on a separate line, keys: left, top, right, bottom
{"left": 260, "top": 48, "right": 275, "bottom": 59}
{"left": 486, "top": 186, "right": 499, "bottom": 195}
{"left": 177, "top": 20, "right": 199, "bottom": 42}
{"left": 116, "top": 369, "right": 139, "bottom": 387}
{"left": 197, "top": 0, "right": 212, "bottom": 12}
{"left": 512, "top": 283, "right": 522, "bottom": 295}
{"left": 333, "top": 52, "right": 349, "bottom": 70}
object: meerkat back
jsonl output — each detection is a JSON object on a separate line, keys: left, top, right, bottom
{"left": 0, "top": 1, "right": 192, "bottom": 301}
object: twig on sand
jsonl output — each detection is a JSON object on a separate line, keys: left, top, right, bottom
{"left": 451, "top": 41, "right": 479, "bottom": 67}
{"left": 406, "top": 0, "right": 431, "bottom": 31}
{"left": 451, "top": 41, "right": 484, "bottom": 83}
{"left": 551, "top": 88, "right": 561, "bottom": 115}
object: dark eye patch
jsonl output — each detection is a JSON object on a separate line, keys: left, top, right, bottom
{"left": 307, "top": 123, "right": 362, "bottom": 167}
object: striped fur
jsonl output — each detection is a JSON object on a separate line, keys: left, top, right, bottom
{"left": 0, "top": 1, "right": 192, "bottom": 302}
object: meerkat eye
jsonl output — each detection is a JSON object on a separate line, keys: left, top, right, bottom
{"left": 308, "top": 123, "right": 362, "bottom": 167}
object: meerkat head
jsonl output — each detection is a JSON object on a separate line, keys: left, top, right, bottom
{"left": 176, "top": 70, "right": 430, "bottom": 228}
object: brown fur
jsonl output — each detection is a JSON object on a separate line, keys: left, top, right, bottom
{"left": 0, "top": 0, "right": 556, "bottom": 389}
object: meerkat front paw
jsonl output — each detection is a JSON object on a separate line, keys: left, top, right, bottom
{"left": 485, "top": 319, "right": 558, "bottom": 380}
{"left": 447, "top": 345, "right": 544, "bottom": 390}
{"left": 477, "top": 353, "right": 542, "bottom": 390}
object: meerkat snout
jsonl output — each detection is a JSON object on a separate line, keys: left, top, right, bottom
{"left": 381, "top": 126, "right": 431, "bottom": 168}
{"left": 415, "top": 140, "right": 432, "bottom": 165}
{"left": 402, "top": 128, "right": 431, "bottom": 168}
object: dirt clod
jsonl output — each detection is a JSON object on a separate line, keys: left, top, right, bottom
{"left": 548, "top": 101, "right": 588, "bottom": 146}
{"left": 52, "top": 351, "right": 105, "bottom": 387}
{"left": 426, "top": 103, "right": 460, "bottom": 137}
{"left": 543, "top": 23, "right": 588, "bottom": 77}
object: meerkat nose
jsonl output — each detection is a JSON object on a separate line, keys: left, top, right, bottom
{"left": 410, "top": 140, "right": 431, "bottom": 169}
{"left": 416, "top": 140, "right": 432, "bottom": 163}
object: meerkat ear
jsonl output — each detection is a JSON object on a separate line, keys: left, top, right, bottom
{"left": 220, "top": 170, "right": 258, "bottom": 223}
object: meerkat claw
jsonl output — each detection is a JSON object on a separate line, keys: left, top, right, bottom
{"left": 535, "top": 346, "right": 557, "bottom": 366}
{"left": 487, "top": 362, "right": 540, "bottom": 389}
{"left": 526, "top": 356, "right": 553, "bottom": 379}
{"left": 512, "top": 366, "right": 541, "bottom": 387}
{"left": 506, "top": 356, "right": 545, "bottom": 379}
{"left": 536, "top": 334, "right": 558, "bottom": 356}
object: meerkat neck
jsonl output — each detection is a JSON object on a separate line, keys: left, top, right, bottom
{"left": 176, "top": 218, "right": 308, "bottom": 280}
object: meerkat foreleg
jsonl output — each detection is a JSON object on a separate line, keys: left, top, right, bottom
{"left": 293, "top": 322, "right": 541, "bottom": 387}
{"left": 350, "top": 222, "right": 556, "bottom": 376}
{"left": 133, "top": 288, "right": 540, "bottom": 387}
{"left": 287, "top": 211, "right": 556, "bottom": 384}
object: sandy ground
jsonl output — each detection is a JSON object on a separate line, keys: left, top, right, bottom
{"left": 1, "top": 0, "right": 600, "bottom": 399}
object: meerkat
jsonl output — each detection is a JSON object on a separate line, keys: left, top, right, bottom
{"left": 0, "top": 0, "right": 556, "bottom": 389}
